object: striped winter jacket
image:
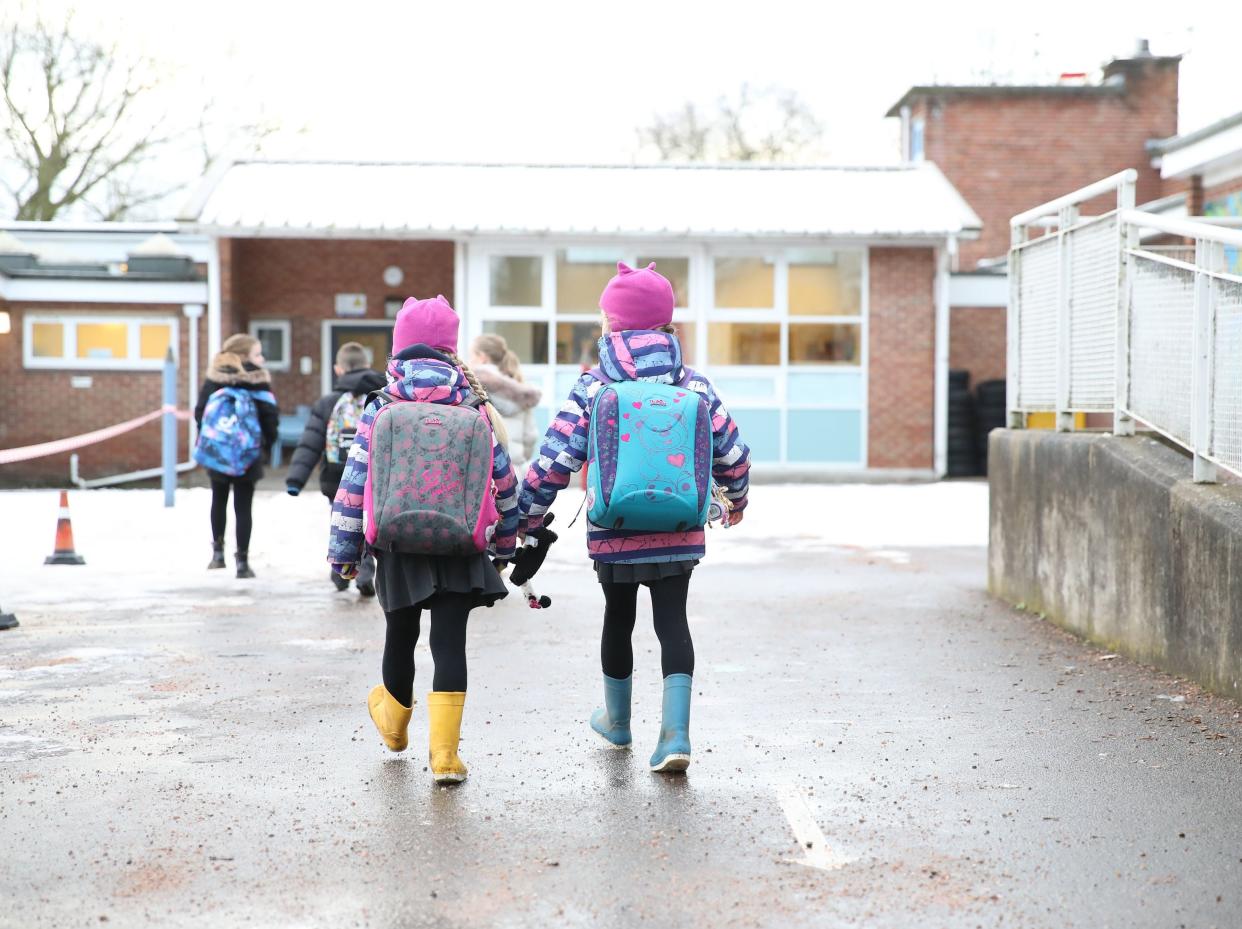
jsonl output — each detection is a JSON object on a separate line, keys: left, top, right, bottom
{"left": 326, "top": 346, "right": 520, "bottom": 567}
{"left": 518, "top": 329, "right": 750, "bottom": 564}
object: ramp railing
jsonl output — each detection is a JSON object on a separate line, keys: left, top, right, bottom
{"left": 1008, "top": 171, "right": 1242, "bottom": 483}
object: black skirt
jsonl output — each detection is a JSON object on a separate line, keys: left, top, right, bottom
{"left": 594, "top": 559, "right": 698, "bottom": 586}
{"left": 375, "top": 550, "right": 509, "bottom": 613}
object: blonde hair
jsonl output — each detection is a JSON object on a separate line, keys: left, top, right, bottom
{"left": 222, "top": 333, "right": 260, "bottom": 358}
{"left": 472, "top": 333, "right": 524, "bottom": 381}
{"left": 446, "top": 351, "right": 511, "bottom": 449}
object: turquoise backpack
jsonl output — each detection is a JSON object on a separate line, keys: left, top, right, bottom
{"left": 586, "top": 375, "right": 713, "bottom": 532}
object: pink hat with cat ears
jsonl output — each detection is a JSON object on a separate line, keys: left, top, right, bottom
{"left": 599, "top": 262, "right": 675, "bottom": 332}
{"left": 392, "top": 295, "right": 459, "bottom": 355}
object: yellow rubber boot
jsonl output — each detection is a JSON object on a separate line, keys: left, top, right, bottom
{"left": 427, "top": 691, "right": 468, "bottom": 784}
{"left": 367, "top": 684, "right": 413, "bottom": 752}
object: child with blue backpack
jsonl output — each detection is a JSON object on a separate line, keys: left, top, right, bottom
{"left": 327, "top": 296, "right": 519, "bottom": 784}
{"left": 194, "top": 333, "right": 279, "bottom": 579}
{"left": 286, "top": 341, "right": 387, "bottom": 597}
{"left": 518, "top": 262, "right": 751, "bottom": 773}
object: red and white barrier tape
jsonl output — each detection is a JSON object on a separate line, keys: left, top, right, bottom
{"left": 0, "top": 406, "right": 191, "bottom": 465}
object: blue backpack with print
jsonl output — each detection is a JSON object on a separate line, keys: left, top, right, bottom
{"left": 586, "top": 374, "right": 712, "bottom": 532}
{"left": 194, "top": 387, "right": 272, "bottom": 476}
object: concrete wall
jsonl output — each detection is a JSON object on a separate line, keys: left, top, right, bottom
{"left": 989, "top": 429, "right": 1242, "bottom": 699}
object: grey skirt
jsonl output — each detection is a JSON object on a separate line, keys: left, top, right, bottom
{"left": 594, "top": 559, "right": 698, "bottom": 586}
{"left": 375, "top": 550, "right": 509, "bottom": 613}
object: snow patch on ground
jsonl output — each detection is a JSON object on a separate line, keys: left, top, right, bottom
{"left": 0, "top": 482, "right": 988, "bottom": 608}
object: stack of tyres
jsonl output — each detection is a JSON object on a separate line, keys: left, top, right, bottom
{"left": 947, "top": 369, "right": 978, "bottom": 477}
{"left": 974, "top": 380, "right": 1007, "bottom": 475}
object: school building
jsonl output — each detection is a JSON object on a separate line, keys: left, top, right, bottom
{"left": 5, "top": 42, "right": 1240, "bottom": 487}
{"left": 0, "top": 163, "right": 980, "bottom": 484}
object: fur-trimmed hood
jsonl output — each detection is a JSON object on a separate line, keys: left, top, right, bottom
{"left": 207, "top": 352, "right": 272, "bottom": 386}
{"left": 473, "top": 363, "right": 542, "bottom": 412}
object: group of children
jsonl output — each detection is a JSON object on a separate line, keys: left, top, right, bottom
{"left": 194, "top": 262, "right": 750, "bottom": 783}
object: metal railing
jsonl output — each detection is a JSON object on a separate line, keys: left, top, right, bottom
{"left": 1008, "top": 171, "right": 1242, "bottom": 483}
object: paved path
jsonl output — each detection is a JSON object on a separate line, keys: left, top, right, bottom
{"left": 1, "top": 485, "right": 1239, "bottom": 928}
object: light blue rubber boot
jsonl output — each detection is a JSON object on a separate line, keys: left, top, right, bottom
{"left": 590, "top": 674, "right": 633, "bottom": 748}
{"left": 649, "top": 673, "right": 692, "bottom": 772}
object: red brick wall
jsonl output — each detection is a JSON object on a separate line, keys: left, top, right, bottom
{"left": 0, "top": 301, "right": 194, "bottom": 486}
{"left": 949, "top": 306, "right": 1007, "bottom": 387}
{"left": 226, "top": 238, "right": 455, "bottom": 410}
{"left": 868, "top": 247, "right": 936, "bottom": 470}
{"left": 918, "top": 58, "right": 1179, "bottom": 268}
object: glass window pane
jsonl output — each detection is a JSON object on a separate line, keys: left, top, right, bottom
{"left": 556, "top": 248, "right": 623, "bottom": 314}
{"left": 76, "top": 322, "right": 128, "bottom": 360}
{"left": 483, "top": 320, "right": 548, "bottom": 365}
{"left": 708, "top": 322, "right": 780, "bottom": 365}
{"left": 139, "top": 323, "right": 172, "bottom": 360}
{"left": 671, "top": 321, "right": 696, "bottom": 366}
{"left": 789, "top": 249, "right": 862, "bottom": 316}
{"left": 489, "top": 256, "right": 543, "bottom": 307}
{"left": 714, "top": 256, "right": 773, "bottom": 309}
{"left": 31, "top": 322, "right": 64, "bottom": 358}
{"left": 556, "top": 321, "right": 601, "bottom": 367}
{"left": 789, "top": 323, "right": 861, "bottom": 365}
{"left": 255, "top": 326, "right": 286, "bottom": 364}
{"left": 636, "top": 257, "right": 690, "bottom": 307}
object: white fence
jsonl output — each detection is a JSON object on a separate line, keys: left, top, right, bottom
{"left": 1008, "top": 170, "right": 1242, "bottom": 483}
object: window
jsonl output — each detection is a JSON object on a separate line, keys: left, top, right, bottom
{"left": 708, "top": 322, "right": 780, "bottom": 365}
{"left": 23, "top": 314, "right": 178, "bottom": 370}
{"left": 483, "top": 320, "right": 549, "bottom": 365}
{"left": 557, "top": 248, "right": 624, "bottom": 314}
{"left": 788, "top": 323, "right": 861, "bottom": 364}
{"left": 910, "top": 118, "right": 925, "bottom": 162}
{"left": 490, "top": 255, "right": 542, "bottom": 307}
{"left": 556, "top": 321, "right": 601, "bottom": 368}
{"left": 788, "top": 249, "right": 862, "bottom": 316}
{"left": 249, "top": 320, "right": 291, "bottom": 371}
{"left": 714, "top": 256, "right": 774, "bottom": 309}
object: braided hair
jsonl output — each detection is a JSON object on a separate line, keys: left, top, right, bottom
{"left": 446, "top": 351, "right": 511, "bottom": 450}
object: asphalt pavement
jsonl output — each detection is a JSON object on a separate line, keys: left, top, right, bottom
{"left": 1, "top": 485, "right": 1240, "bottom": 929}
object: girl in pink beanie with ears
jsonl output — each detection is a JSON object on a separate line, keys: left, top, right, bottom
{"left": 328, "top": 295, "right": 520, "bottom": 784}
{"left": 517, "top": 262, "right": 752, "bottom": 773}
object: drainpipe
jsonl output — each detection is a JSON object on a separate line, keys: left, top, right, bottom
{"left": 206, "top": 235, "right": 222, "bottom": 358}
{"left": 183, "top": 303, "right": 203, "bottom": 448}
{"left": 933, "top": 238, "right": 954, "bottom": 478}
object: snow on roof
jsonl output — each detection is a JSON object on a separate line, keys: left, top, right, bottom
{"left": 181, "top": 160, "right": 982, "bottom": 240}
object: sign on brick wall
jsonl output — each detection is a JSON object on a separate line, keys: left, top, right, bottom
{"left": 334, "top": 293, "right": 367, "bottom": 317}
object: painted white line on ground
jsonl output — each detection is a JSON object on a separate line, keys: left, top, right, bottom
{"left": 775, "top": 784, "right": 853, "bottom": 871}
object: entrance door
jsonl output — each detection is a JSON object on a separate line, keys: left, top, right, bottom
{"left": 321, "top": 321, "right": 393, "bottom": 394}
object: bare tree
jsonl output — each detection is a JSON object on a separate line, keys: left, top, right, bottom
{"left": 638, "top": 84, "right": 823, "bottom": 163}
{"left": 0, "top": 8, "right": 277, "bottom": 221}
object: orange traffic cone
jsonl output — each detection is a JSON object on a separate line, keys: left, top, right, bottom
{"left": 45, "top": 491, "right": 85, "bottom": 565}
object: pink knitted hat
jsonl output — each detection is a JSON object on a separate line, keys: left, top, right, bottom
{"left": 599, "top": 262, "right": 675, "bottom": 332}
{"left": 392, "top": 295, "right": 459, "bottom": 355}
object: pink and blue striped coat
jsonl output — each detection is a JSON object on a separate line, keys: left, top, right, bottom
{"left": 327, "top": 350, "right": 519, "bottom": 567}
{"left": 519, "top": 330, "right": 750, "bottom": 564}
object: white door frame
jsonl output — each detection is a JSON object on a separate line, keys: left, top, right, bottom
{"left": 319, "top": 319, "right": 393, "bottom": 394}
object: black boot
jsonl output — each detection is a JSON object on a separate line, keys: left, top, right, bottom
{"left": 235, "top": 552, "right": 256, "bottom": 579}
{"left": 208, "top": 539, "right": 226, "bottom": 570}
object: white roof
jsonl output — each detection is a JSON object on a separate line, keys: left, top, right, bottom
{"left": 182, "top": 160, "right": 982, "bottom": 241}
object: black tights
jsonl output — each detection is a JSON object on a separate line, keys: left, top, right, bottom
{"left": 600, "top": 573, "right": 694, "bottom": 680}
{"left": 382, "top": 592, "right": 472, "bottom": 707}
{"left": 209, "top": 478, "right": 255, "bottom": 552}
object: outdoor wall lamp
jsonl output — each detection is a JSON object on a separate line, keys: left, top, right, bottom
{"left": 0, "top": 311, "right": 11, "bottom": 335}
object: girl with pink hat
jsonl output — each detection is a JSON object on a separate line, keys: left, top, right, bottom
{"left": 518, "top": 262, "right": 752, "bottom": 773}
{"left": 327, "top": 296, "right": 519, "bottom": 784}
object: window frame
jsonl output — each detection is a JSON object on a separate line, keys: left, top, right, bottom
{"left": 22, "top": 312, "right": 180, "bottom": 371}
{"left": 248, "top": 319, "right": 292, "bottom": 372}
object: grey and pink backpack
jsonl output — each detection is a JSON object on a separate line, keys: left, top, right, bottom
{"left": 363, "top": 397, "right": 499, "bottom": 555}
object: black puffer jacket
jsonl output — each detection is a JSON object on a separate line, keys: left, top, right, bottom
{"left": 194, "top": 357, "right": 280, "bottom": 482}
{"left": 287, "top": 367, "right": 387, "bottom": 499}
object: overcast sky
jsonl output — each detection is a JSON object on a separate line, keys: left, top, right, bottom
{"left": 20, "top": 0, "right": 1242, "bottom": 172}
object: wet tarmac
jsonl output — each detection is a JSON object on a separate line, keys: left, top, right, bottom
{"left": 2, "top": 486, "right": 1240, "bottom": 928}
